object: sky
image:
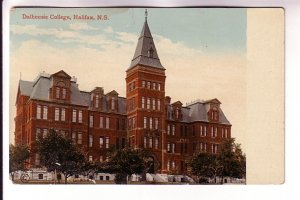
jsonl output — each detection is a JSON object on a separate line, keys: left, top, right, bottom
{"left": 9, "top": 8, "right": 247, "bottom": 147}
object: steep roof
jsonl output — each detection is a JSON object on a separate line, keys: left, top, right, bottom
{"left": 19, "top": 80, "right": 34, "bottom": 96}
{"left": 167, "top": 101, "right": 231, "bottom": 125}
{"left": 18, "top": 72, "right": 127, "bottom": 114}
{"left": 128, "top": 19, "right": 164, "bottom": 70}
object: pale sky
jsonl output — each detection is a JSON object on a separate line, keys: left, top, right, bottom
{"left": 9, "top": 8, "right": 247, "bottom": 148}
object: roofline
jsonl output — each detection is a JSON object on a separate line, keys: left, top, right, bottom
{"left": 27, "top": 98, "right": 89, "bottom": 107}
{"left": 126, "top": 63, "right": 166, "bottom": 72}
{"left": 80, "top": 90, "right": 126, "bottom": 99}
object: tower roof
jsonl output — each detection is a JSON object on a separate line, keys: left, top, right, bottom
{"left": 128, "top": 11, "right": 164, "bottom": 71}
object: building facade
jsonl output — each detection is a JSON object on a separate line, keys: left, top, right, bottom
{"left": 14, "top": 15, "right": 231, "bottom": 174}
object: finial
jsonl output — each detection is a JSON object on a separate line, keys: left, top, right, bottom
{"left": 145, "top": 9, "right": 148, "bottom": 21}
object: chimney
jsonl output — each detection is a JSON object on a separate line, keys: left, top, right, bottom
{"left": 165, "top": 96, "right": 171, "bottom": 105}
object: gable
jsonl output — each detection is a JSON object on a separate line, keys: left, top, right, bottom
{"left": 107, "top": 90, "right": 119, "bottom": 96}
{"left": 52, "top": 70, "right": 71, "bottom": 79}
{"left": 205, "top": 98, "right": 221, "bottom": 104}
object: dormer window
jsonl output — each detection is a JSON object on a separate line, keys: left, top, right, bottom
{"left": 95, "top": 95, "right": 99, "bottom": 108}
{"left": 56, "top": 87, "right": 60, "bottom": 98}
{"left": 176, "top": 107, "right": 179, "bottom": 119}
{"left": 211, "top": 107, "right": 219, "bottom": 121}
{"left": 148, "top": 47, "right": 154, "bottom": 58}
{"left": 112, "top": 97, "right": 115, "bottom": 110}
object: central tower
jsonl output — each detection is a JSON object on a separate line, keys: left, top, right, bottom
{"left": 126, "top": 10, "right": 166, "bottom": 172}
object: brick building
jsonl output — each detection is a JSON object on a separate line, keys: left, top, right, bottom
{"left": 14, "top": 14, "right": 231, "bottom": 174}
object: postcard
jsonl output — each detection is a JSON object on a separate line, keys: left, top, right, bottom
{"left": 5, "top": 6, "right": 284, "bottom": 194}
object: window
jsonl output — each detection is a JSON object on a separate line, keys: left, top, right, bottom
{"left": 152, "top": 98, "right": 156, "bottom": 110}
{"left": 38, "top": 174, "right": 43, "bottom": 180}
{"left": 200, "top": 125, "right": 206, "bottom": 137}
{"left": 176, "top": 108, "right": 179, "bottom": 119}
{"left": 149, "top": 137, "right": 153, "bottom": 148}
{"left": 149, "top": 117, "right": 153, "bottom": 129}
{"left": 155, "top": 118, "right": 158, "bottom": 129}
{"left": 158, "top": 83, "right": 161, "bottom": 91}
{"left": 167, "top": 124, "right": 170, "bottom": 135}
{"left": 133, "top": 117, "right": 136, "bottom": 128}
{"left": 98, "top": 116, "right": 103, "bottom": 128}
{"left": 78, "top": 110, "right": 82, "bottom": 123}
{"left": 157, "top": 99, "right": 161, "bottom": 111}
{"left": 153, "top": 82, "right": 156, "bottom": 90}
{"left": 105, "top": 137, "right": 110, "bottom": 148}
{"left": 36, "top": 128, "right": 41, "bottom": 140}
{"left": 77, "top": 133, "right": 82, "bottom": 144}
{"left": 128, "top": 118, "right": 132, "bottom": 130}
{"left": 167, "top": 160, "right": 170, "bottom": 171}
{"left": 112, "top": 97, "right": 115, "bottom": 110}
{"left": 147, "top": 81, "right": 151, "bottom": 89}
{"left": 211, "top": 127, "right": 214, "bottom": 137}
{"left": 142, "top": 97, "right": 145, "bottom": 109}
{"left": 144, "top": 136, "right": 147, "bottom": 148}
{"left": 172, "top": 161, "right": 176, "bottom": 169}
{"left": 155, "top": 138, "right": 159, "bottom": 149}
{"left": 142, "top": 80, "right": 146, "bottom": 87}
{"left": 171, "top": 143, "right": 175, "bottom": 153}
{"left": 99, "top": 137, "right": 104, "bottom": 148}
{"left": 99, "top": 155, "right": 103, "bottom": 162}
{"left": 214, "top": 127, "right": 218, "bottom": 138}
{"left": 121, "top": 118, "right": 126, "bottom": 130}
{"left": 61, "top": 108, "right": 66, "bottom": 121}
{"left": 172, "top": 125, "right": 175, "bottom": 135}
{"left": 144, "top": 117, "right": 147, "bottom": 129}
{"left": 43, "top": 106, "right": 48, "bottom": 120}
{"left": 167, "top": 142, "right": 171, "bottom": 152}
{"left": 212, "top": 144, "right": 218, "bottom": 154}
{"left": 95, "top": 95, "right": 99, "bottom": 108}
{"left": 37, "top": 105, "right": 41, "bottom": 119}
{"left": 55, "top": 108, "right": 59, "bottom": 121}
{"left": 43, "top": 129, "right": 47, "bottom": 138}
{"left": 72, "top": 109, "right": 77, "bottom": 122}
{"left": 147, "top": 98, "right": 151, "bottom": 109}
{"left": 56, "top": 87, "right": 60, "bottom": 98}
{"left": 89, "top": 135, "right": 93, "bottom": 147}
{"left": 72, "top": 132, "right": 76, "bottom": 143}
{"left": 106, "top": 117, "right": 110, "bottom": 129}
{"left": 62, "top": 88, "right": 66, "bottom": 99}
{"left": 89, "top": 156, "right": 93, "bottom": 162}
{"left": 89, "top": 115, "right": 94, "bottom": 127}
{"left": 225, "top": 128, "right": 228, "bottom": 138}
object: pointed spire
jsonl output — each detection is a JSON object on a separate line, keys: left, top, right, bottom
{"left": 145, "top": 9, "right": 148, "bottom": 21}
{"left": 128, "top": 10, "right": 164, "bottom": 71}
